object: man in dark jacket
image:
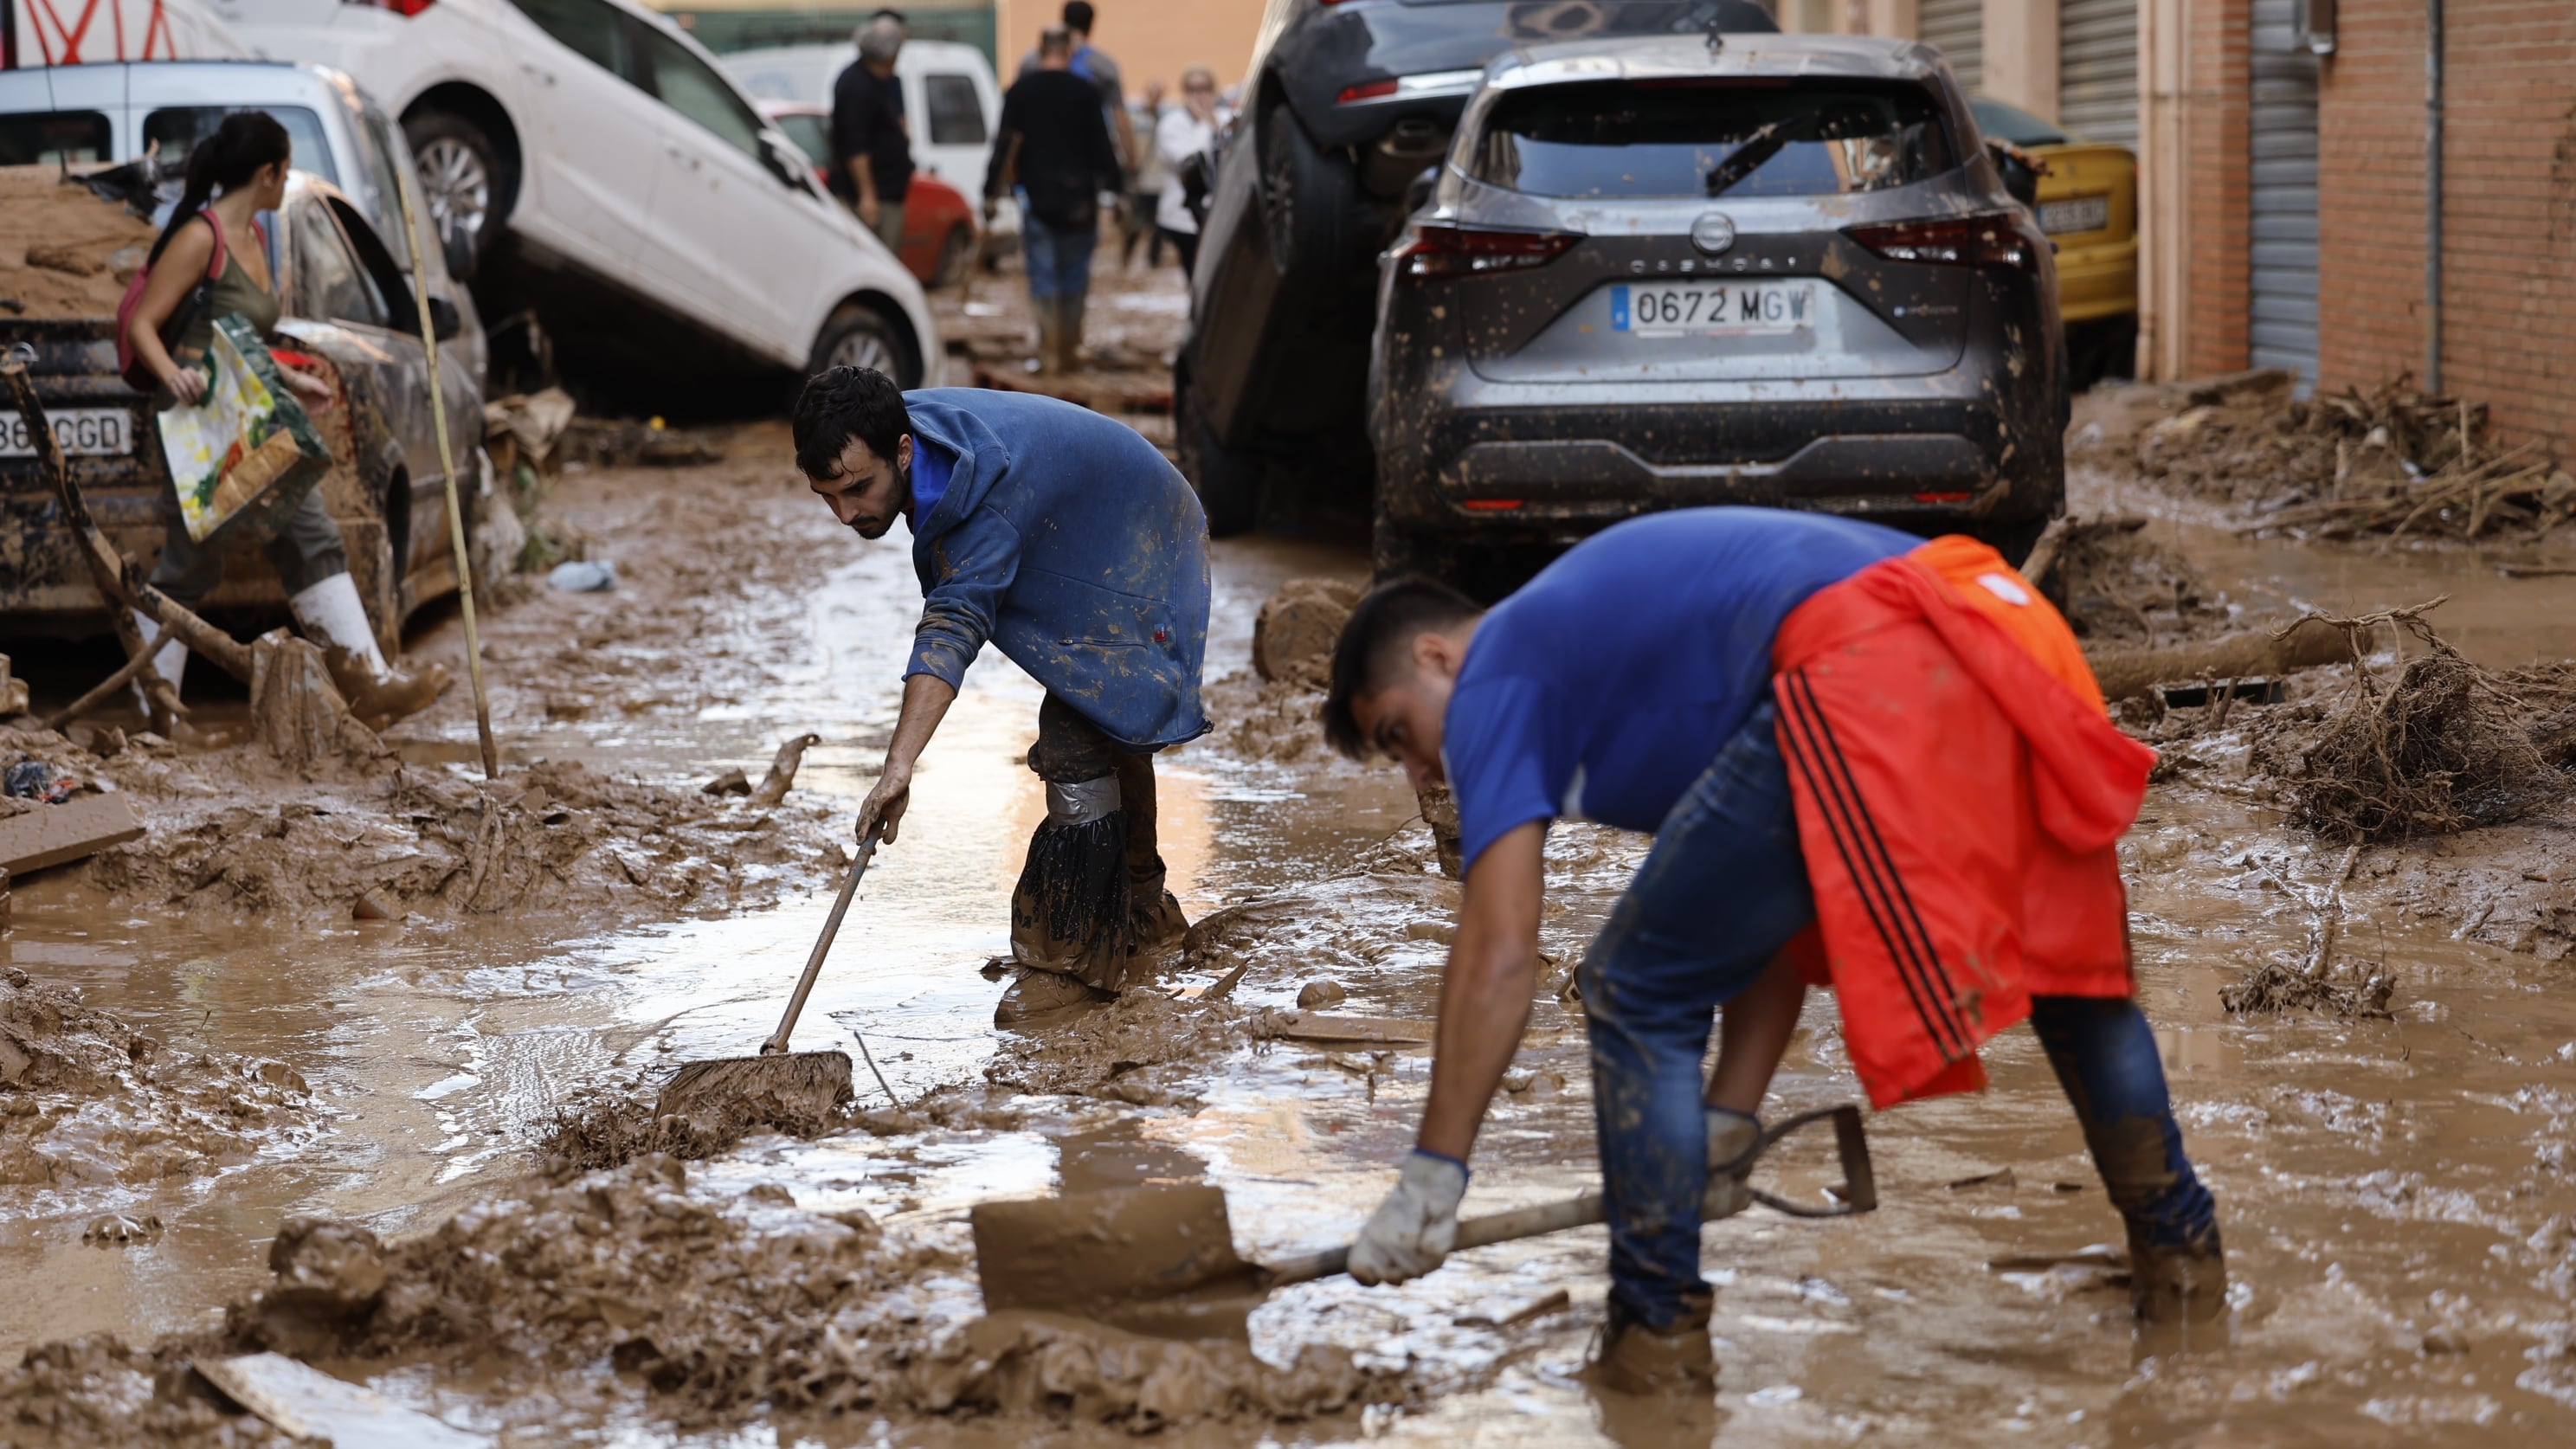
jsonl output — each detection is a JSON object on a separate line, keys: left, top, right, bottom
{"left": 829, "top": 16, "right": 911, "bottom": 250}
{"left": 986, "top": 26, "right": 1120, "bottom": 373}
{"left": 793, "top": 366, "right": 1211, "bottom": 1024}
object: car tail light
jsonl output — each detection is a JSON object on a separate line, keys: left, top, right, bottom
{"left": 1336, "top": 68, "right": 1484, "bottom": 105}
{"left": 1391, "top": 222, "right": 1580, "bottom": 280}
{"left": 345, "top": 0, "right": 436, "bottom": 14}
{"left": 1844, "top": 212, "right": 2040, "bottom": 272}
{"left": 1336, "top": 80, "right": 1399, "bottom": 104}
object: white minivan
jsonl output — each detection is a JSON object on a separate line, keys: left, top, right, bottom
{"left": 721, "top": 38, "right": 1011, "bottom": 239}
{"left": 212, "top": 0, "right": 937, "bottom": 383}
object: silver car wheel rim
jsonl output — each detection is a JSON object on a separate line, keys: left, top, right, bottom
{"left": 828, "top": 329, "right": 895, "bottom": 373}
{"left": 417, "top": 138, "right": 491, "bottom": 243}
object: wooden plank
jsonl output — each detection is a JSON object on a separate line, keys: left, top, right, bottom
{"left": 0, "top": 792, "right": 145, "bottom": 876}
{"left": 192, "top": 1354, "right": 487, "bottom": 1449}
{"left": 1266, "top": 1013, "right": 1437, "bottom": 1046}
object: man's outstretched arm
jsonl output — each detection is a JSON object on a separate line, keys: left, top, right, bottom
{"left": 857, "top": 672, "right": 956, "bottom": 845}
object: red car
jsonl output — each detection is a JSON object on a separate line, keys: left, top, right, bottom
{"left": 761, "top": 102, "right": 977, "bottom": 287}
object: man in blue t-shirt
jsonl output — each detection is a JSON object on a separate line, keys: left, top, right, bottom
{"left": 1317, "top": 508, "right": 2222, "bottom": 1394}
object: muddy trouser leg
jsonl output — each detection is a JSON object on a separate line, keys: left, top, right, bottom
{"left": 1012, "top": 694, "right": 1133, "bottom": 990}
{"left": 147, "top": 485, "right": 348, "bottom": 609}
{"left": 1579, "top": 700, "right": 1813, "bottom": 1331}
{"left": 2029, "top": 995, "right": 2225, "bottom": 1317}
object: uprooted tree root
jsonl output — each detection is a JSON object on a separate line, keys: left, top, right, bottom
{"left": 2250, "top": 599, "right": 2573, "bottom": 842}
{"left": 2220, "top": 961, "right": 2397, "bottom": 1019}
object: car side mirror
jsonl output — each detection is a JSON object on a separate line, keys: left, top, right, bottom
{"left": 1986, "top": 139, "right": 2043, "bottom": 209}
{"left": 441, "top": 222, "right": 478, "bottom": 285}
{"left": 427, "top": 294, "right": 462, "bottom": 343}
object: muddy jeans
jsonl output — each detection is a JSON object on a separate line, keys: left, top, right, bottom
{"left": 1578, "top": 699, "right": 2218, "bottom": 1330}
{"left": 1010, "top": 693, "right": 1182, "bottom": 990}
{"left": 147, "top": 482, "right": 348, "bottom": 610}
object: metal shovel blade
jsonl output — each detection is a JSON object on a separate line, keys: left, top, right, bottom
{"left": 653, "top": 1050, "right": 852, "bottom": 1124}
{"left": 969, "top": 1183, "right": 1266, "bottom": 1339}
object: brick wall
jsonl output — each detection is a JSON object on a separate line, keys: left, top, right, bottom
{"left": 2182, "top": 0, "right": 2253, "bottom": 379}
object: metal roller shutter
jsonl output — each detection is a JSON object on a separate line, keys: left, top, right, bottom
{"left": 1920, "top": 0, "right": 1983, "bottom": 93}
{"left": 2249, "top": 0, "right": 2321, "bottom": 390}
{"left": 2058, "top": 0, "right": 2139, "bottom": 145}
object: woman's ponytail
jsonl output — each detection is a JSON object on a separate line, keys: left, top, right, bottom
{"left": 145, "top": 111, "right": 293, "bottom": 267}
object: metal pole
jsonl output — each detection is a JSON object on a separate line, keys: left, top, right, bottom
{"left": 390, "top": 161, "right": 501, "bottom": 779}
{"left": 2424, "top": 0, "right": 2444, "bottom": 393}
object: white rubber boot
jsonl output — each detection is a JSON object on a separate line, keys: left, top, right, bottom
{"left": 127, "top": 607, "right": 188, "bottom": 713}
{"left": 289, "top": 573, "right": 448, "bottom": 728}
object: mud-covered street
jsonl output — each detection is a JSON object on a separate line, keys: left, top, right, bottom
{"left": 3, "top": 246, "right": 2576, "bottom": 1446}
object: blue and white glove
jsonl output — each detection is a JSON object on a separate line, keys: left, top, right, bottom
{"left": 1348, "top": 1149, "right": 1468, "bottom": 1285}
{"left": 1705, "top": 1107, "right": 1761, "bottom": 1220}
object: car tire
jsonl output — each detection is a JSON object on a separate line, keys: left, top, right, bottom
{"left": 1259, "top": 101, "right": 1370, "bottom": 286}
{"left": 404, "top": 111, "right": 509, "bottom": 261}
{"left": 932, "top": 226, "right": 974, "bottom": 288}
{"left": 1370, "top": 506, "right": 1459, "bottom": 585}
{"left": 1177, "top": 378, "right": 1262, "bottom": 537}
{"left": 808, "top": 305, "right": 917, "bottom": 387}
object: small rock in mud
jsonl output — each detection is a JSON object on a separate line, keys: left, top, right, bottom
{"left": 1403, "top": 919, "right": 1456, "bottom": 945}
{"left": 350, "top": 888, "right": 404, "bottom": 922}
{"left": 702, "top": 769, "right": 751, "bottom": 797}
{"left": 1295, "top": 980, "right": 1348, "bottom": 1009}
{"left": 1502, "top": 1068, "right": 1566, "bottom": 1099}
{"left": 80, "top": 1212, "right": 162, "bottom": 1246}
{"left": 1252, "top": 578, "right": 1365, "bottom": 690}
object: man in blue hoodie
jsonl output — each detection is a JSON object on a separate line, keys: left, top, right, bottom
{"left": 792, "top": 367, "right": 1212, "bottom": 1022}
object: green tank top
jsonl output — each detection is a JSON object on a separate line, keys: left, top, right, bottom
{"left": 172, "top": 223, "right": 281, "bottom": 357}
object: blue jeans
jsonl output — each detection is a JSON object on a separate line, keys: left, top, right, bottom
{"left": 1018, "top": 192, "right": 1098, "bottom": 304}
{"left": 1579, "top": 700, "right": 2217, "bottom": 1329}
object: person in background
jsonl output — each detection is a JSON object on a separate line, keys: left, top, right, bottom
{"left": 830, "top": 16, "right": 912, "bottom": 252}
{"left": 1122, "top": 78, "right": 1168, "bottom": 269}
{"left": 1019, "top": 1, "right": 1136, "bottom": 175}
{"left": 123, "top": 112, "right": 448, "bottom": 730}
{"left": 1153, "top": 65, "right": 1219, "bottom": 276}
{"left": 988, "top": 26, "right": 1119, "bottom": 374}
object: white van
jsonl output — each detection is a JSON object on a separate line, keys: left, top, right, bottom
{"left": 721, "top": 38, "right": 1010, "bottom": 238}
{"left": 212, "top": 0, "right": 937, "bottom": 383}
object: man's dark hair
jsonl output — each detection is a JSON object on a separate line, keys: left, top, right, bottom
{"left": 792, "top": 366, "right": 911, "bottom": 480}
{"left": 871, "top": 7, "right": 905, "bottom": 21}
{"left": 1062, "top": 1, "right": 1095, "bottom": 35}
{"left": 1322, "top": 576, "right": 1483, "bottom": 759}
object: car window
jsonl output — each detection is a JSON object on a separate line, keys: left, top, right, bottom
{"left": 144, "top": 106, "right": 338, "bottom": 184}
{"left": 507, "top": 0, "right": 636, "bottom": 80}
{"left": 1969, "top": 97, "right": 2069, "bottom": 148}
{"left": 291, "top": 200, "right": 389, "bottom": 329}
{"left": 638, "top": 28, "right": 766, "bottom": 160}
{"left": 1472, "top": 80, "right": 1953, "bottom": 200}
{"left": 326, "top": 196, "right": 427, "bottom": 333}
{"left": 924, "top": 74, "right": 988, "bottom": 145}
{"left": 0, "top": 111, "right": 112, "bottom": 165}
{"left": 774, "top": 112, "right": 831, "bottom": 167}
{"left": 351, "top": 107, "right": 417, "bottom": 271}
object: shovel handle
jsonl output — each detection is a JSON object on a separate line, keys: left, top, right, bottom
{"left": 761, "top": 824, "right": 881, "bottom": 1055}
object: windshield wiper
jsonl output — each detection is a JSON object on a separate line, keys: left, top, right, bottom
{"left": 1703, "top": 120, "right": 1794, "bottom": 198}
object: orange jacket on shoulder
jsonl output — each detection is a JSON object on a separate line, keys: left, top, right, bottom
{"left": 1770, "top": 537, "right": 2154, "bottom": 1108}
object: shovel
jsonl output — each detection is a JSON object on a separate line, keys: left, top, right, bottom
{"left": 971, "top": 1104, "right": 1876, "bottom": 1337}
{"left": 654, "top": 824, "right": 899, "bottom": 1122}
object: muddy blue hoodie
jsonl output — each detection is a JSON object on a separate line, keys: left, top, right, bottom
{"left": 900, "top": 388, "right": 1211, "bottom": 750}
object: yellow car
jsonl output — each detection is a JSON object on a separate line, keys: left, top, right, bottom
{"left": 1973, "top": 97, "right": 2138, "bottom": 383}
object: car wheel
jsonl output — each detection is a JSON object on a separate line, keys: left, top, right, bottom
{"left": 1370, "top": 507, "right": 1456, "bottom": 585}
{"left": 1259, "top": 101, "right": 1369, "bottom": 285}
{"left": 405, "top": 111, "right": 504, "bottom": 259}
{"left": 932, "top": 226, "right": 974, "bottom": 288}
{"left": 809, "top": 306, "right": 915, "bottom": 387}
{"left": 1177, "top": 378, "right": 1262, "bottom": 537}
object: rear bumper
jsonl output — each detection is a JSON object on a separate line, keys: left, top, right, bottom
{"left": 2055, "top": 235, "right": 2138, "bottom": 325}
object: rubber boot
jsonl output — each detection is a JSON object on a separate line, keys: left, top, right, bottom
{"left": 1062, "top": 290, "right": 1089, "bottom": 374}
{"left": 289, "top": 573, "right": 448, "bottom": 730}
{"left": 1585, "top": 1291, "right": 1716, "bottom": 1396}
{"left": 1031, "top": 294, "right": 1061, "bottom": 376}
{"left": 127, "top": 607, "right": 188, "bottom": 726}
{"left": 2128, "top": 1220, "right": 2228, "bottom": 1325}
{"left": 994, "top": 967, "right": 1112, "bottom": 1026}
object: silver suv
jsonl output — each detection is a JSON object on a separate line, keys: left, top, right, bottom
{"left": 1368, "top": 32, "right": 2066, "bottom": 578}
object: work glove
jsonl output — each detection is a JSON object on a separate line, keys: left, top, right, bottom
{"left": 1348, "top": 1149, "right": 1468, "bottom": 1285}
{"left": 1705, "top": 1108, "right": 1761, "bottom": 1221}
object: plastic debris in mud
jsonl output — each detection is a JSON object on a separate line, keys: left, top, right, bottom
{"left": 548, "top": 559, "right": 618, "bottom": 592}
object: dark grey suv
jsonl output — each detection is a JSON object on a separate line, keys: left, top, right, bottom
{"left": 1368, "top": 33, "right": 2066, "bottom": 577}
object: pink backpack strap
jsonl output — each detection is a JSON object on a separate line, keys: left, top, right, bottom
{"left": 197, "top": 207, "right": 231, "bottom": 280}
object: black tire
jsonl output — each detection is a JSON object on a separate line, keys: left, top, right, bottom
{"left": 1369, "top": 509, "right": 1456, "bottom": 584}
{"left": 1177, "top": 378, "right": 1262, "bottom": 537}
{"left": 1259, "top": 101, "right": 1371, "bottom": 286}
{"left": 808, "top": 306, "right": 917, "bottom": 388}
{"left": 932, "top": 226, "right": 974, "bottom": 288}
{"left": 403, "top": 110, "right": 511, "bottom": 262}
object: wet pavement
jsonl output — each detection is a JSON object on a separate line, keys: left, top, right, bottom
{"left": 7, "top": 325, "right": 2576, "bottom": 1443}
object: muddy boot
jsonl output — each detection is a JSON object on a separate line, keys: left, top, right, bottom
{"left": 2128, "top": 1220, "right": 2227, "bottom": 1325}
{"left": 1061, "top": 291, "right": 1089, "bottom": 374}
{"left": 1584, "top": 1293, "right": 1716, "bottom": 1396}
{"left": 1031, "top": 296, "right": 1062, "bottom": 375}
{"left": 994, "top": 967, "right": 1113, "bottom": 1026}
{"left": 290, "top": 574, "right": 449, "bottom": 730}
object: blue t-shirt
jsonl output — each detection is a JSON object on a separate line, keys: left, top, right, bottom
{"left": 1442, "top": 508, "right": 1916, "bottom": 871}
{"left": 908, "top": 435, "right": 955, "bottom": 524}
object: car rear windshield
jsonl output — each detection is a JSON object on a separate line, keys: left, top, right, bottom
{"left": 0, "top": 111, "right": 112, "bottom": 166}
{"left": 1472, "top": 80, "right": 1954, "bottom": 200}
{"left": 145, "top": 106, "right": 337, "bottom": 185}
